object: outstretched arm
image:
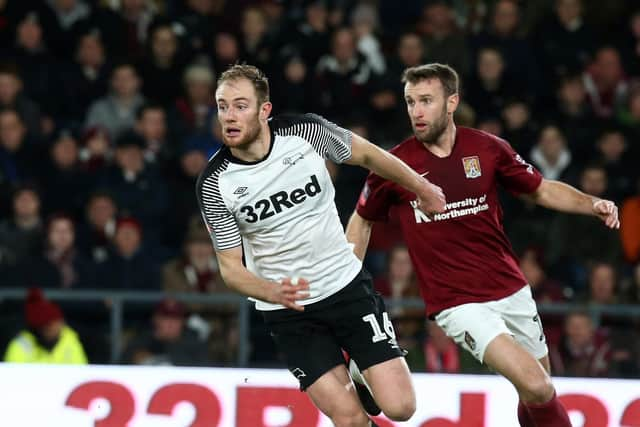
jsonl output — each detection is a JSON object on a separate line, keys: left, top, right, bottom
{"left": 525, "top": 178, "right": 620, "bottom": 229}
{"left": 215, "top": 246, "right": 310, "bottom": 311}
{"left": 345, "top": 211, "right": 375, "bottom": 261}
{"left": 346, "top": 133, "right": 446, "bottom": 214}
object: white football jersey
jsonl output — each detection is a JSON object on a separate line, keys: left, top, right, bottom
{"left": 196, "top": 114, "right": 362, "bottom": 310}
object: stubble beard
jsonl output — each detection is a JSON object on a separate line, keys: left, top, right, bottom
{"left": 414, "top": 105, "right": 448, "bottom": 145}
{"left": 222, "top": 114, "right": 262, "bottom": 149}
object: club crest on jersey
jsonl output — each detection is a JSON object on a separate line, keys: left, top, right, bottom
{"left": 283, "top": 152, "right": 304, "bottom": 166}
{"left": 462, "top": 156, "right": 482, "bottom": 179}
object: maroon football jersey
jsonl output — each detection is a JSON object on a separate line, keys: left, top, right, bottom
{"left": 357, "top": 127, "right": 543, "bottom": 316}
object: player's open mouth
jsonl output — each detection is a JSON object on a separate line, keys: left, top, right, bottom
{"left": 415, "top": 123, "right": 427, "bottom": 130}
{"left": 225, "top": 128, "right": 241, "bottom": 137}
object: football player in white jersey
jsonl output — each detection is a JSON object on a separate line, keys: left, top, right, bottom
{"left": 197, "top": 64, "right": 445, "bottom": 427}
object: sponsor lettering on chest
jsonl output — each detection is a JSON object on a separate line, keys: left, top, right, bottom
{"left": 240, "top": 175, "right": 321, "bottom": 223}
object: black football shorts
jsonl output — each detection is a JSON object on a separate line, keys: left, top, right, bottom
{"left": 262, "top": 268, "right": 405, "bottom": 390}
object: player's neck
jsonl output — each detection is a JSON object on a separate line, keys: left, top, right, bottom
{"left": 229, "top": 124, "right": 272, "bottom": 162}
{"left": 422, "top": 123, "right": 456, "bottom": 158}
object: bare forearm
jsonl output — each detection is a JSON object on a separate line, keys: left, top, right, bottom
{"left": 346, "top": 211, "right": 373, "bottom": 261}
{"left": 531, "top": 179, "right": 596, "bottom": 215}
{"left": 347, "top": 134, "right": 424, "bottom": 194}
{"left": 219, "top": 263, "right": 275, "bottom": 302}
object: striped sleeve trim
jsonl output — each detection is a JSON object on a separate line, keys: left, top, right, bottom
{"left": 198, "top": 158, "right": 242, "bottom": 251}
{"left": 276, "top": 113, "right": 352, "bottom": 163}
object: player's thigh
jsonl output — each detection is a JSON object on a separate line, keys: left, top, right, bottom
{"left": 434, "top": 302, "right": 510, "bottom": 363}
{"left": 263, "top": 312, "right": 345, "bottom": 391}
{"left": 363, "top": 356, "right": 415, "bottom": 415}
{"left": 496, "top": 286, "right": 549, "bottom": 360}
{"left": 306, "top": 364, "right": 369, "bottom": 425}
{"left": 483, "top": 333, "right": 553, "bottom": 400}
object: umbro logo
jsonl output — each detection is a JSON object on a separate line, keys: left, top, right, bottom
{"left": 233, "top": 187, "right": 249, "bottom": 198}
{"left": 283, "top": 152, "right": 304, "bottom": 166}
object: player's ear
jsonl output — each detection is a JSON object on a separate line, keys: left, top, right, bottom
{"left": 260, "top": 101, "right": 272, "bottom": 121}
{"left": 447, "top": 93, "right": 459, "bottom": 115}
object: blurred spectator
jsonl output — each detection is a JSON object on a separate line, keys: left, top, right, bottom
{"left": 240, "top": 7, "right": 272, "bottom": 70}
{"left": 534, "top": 0, "right": 595, "bottom": 84}
{"left": 162, "top": 224, "right": 237, "bottom": 363}
{"left": 284, "top": 0, "right": 331, "bottom": 70}
{"left": 41, "top": 130, "right": 89, "bottom": 217}
{"left": 85, "top": 63, "right": 145, "bottom": 139}
{"left": 620, "top": 177, "right": 640, "bottom": 264}
{"left": 0, "top": 184, "right": 44, "bottom": 280}
{"left": 464, "top": 47, "right": 523, "bottom": 118}
{"left": 583, "top": 46, "right": 629, "bottom": 119}
{"left": 163, "top": 225, "right": 222, "bottom": 295}
{"left": 100, "top": 130, "right": 168, "bottom": 237}
{"left": 61, "top": 30, "right": 111, "bottom": 125}
{"left": 546, "top": 164, "right": 622, "bottom": 289}
{"left": 520, "top": 248, "right": 568, "bottom": 303}
{"left": 314, "top": 27, "right": 374, "bottom": 121}
{"left": 95, "top": 216, "right": 160, "bottom": 290}
{"left": 10, "top": 11, "right": 63, "bottom": 124}
{"left": 593, "top": 129, "right": 634, "bottom": 201}
{"left": 134, "top": 103, "right": 172, "bottom": 168}
{"left": 350, "top": 2, "right": 385, "bottom": 75}
{"left": 470, "top": 0, "right": 541, "bottom": 95}
{"left": 4, "top": 288, "right": 87, "bottom": 364}
{"left": 0, "top": 109, "right": 41, "bottom": 185}
{"left": 501, "top": 100, "right": 537, "bottom": 155}
{"left": 367, "top": 32, "right": 424, "bottom": 141}
{"left": 165, "top": 141, "right": 211, "bottom": 247}
{"left": 550, "top": 310, "right": 611, "bottom": 377}
{"left": 425, "top": 321, "right": 460, "bottom": 374}
{"left": 77, "top": 190, "right": 118, "bottom": 264}
{"left": 551, "top": 73, "right": 600, "bottom": 164}
{"left": 18, "top": 213, "right": 95, "bottom": 289}
{"left": 42, "top": 0, "right": 91, "bottom": 59}
{"left": 529, "top": 125, "right": 573, "bottom": 182}
{"left": 586, "top": 262, "right": 619, "bottom": 305}
{"left": 122, "top": 298, "right": 209, "bottom": 366}
{"left": 270, "top": 53, "right": 313, "bottom": 115}
{"left": 78, "top": 126, "right": 112, "bottom": 174}
{"left": 416, "top": 1, "right": 468, "bottom": 78}
{"left": 375, "top": 245, "right": 422, "bottom": 319}
{"left": 138, "top": 20, "right": 185, "bottom": 108}
{"left": 0, "top": 64, "right": 43, "bottom": 136}
{"left": 209, "top": 31, "right": 241, "bottom": 75}
{"left": 114, "top": 0, "right": 158, "bottom": 61}
{"left": 178, "top": 0, "right": 221, "bottom": 58}
{"left": 171, "top": 64, "right": 217, "bottom": 137}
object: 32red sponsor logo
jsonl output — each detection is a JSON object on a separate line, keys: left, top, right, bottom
{"left": 65, "top": 382, "right": 640, "bottom": 426}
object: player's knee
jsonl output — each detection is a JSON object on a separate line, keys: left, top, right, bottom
{"left": 521, "top": 373, "right": 554, "bottom": 404}
{"left": 382, "top": 395, "right": 416, "bottom": 421}
{"left": 331, "top": 410, "right": 370, "bottom": 427}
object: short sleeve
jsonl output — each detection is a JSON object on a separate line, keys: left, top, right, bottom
{"left": 196, "top": 166, "right": 242, "bottom": 251}
{"left": 356, "top": 172, "right": 396, "bottom": 222}
{"left": 495, "top": 138, "right": 543, "bottom": 195}
{"left": 274, "top": 113, "right": 353, "bottom": 163}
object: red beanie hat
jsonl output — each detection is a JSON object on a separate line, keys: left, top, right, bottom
{"left": 25, "top": 288, "right": 63, "bottom": 329}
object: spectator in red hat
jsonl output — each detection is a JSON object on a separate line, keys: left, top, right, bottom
{"left": 122, "top": 297, "right": 209, "bottom": 366}
{"left": 3, "top": 288, "right": 87, "bottom": 364}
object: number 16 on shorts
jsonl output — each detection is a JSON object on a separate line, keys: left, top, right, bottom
{"left": 362, "top": 312, "right": 397, "bottom": 343}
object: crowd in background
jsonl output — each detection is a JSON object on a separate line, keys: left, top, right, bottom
{"left": 0, "top": 0, "right": 639, "bottom": 377}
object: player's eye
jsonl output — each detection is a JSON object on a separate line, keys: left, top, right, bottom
{"left": 218, "top": 105, "right": 228, "bottom": 112}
